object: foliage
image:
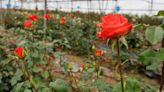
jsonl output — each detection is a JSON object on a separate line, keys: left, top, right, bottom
{"left": 0, "top": 10, "right": 163, "bottom": 92}
{"left": 138, "top": 26, "right": 164, "bottom": 70}
{"left": 113, "top": 77, "right": 141, "bottom": 92}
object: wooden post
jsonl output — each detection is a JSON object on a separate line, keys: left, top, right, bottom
{"left": 150, "top": 0, "right": 153, "bottom": 15}
{"left": 35, "top": 0, "right": 38, "bottom": 11}
{"left": 44, "top": 0, "right": 47, "bottom": 29}
{"left": 20, "top": 0, "right": 23, "bottom": 10}
{"left": 71, "top": 0, "right": 73, "bottom": 12}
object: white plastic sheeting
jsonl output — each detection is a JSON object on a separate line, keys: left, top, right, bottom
{"left": 0, "top": 0, "right": 164, "bottom": 15}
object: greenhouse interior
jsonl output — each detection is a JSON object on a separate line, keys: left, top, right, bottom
{"left": 0, "top": 0, "right": 164, "bottom": 92}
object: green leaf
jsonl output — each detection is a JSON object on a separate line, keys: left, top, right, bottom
{"left": 10, "top": 69, "right": 23, "bottom": 86}
{"left": 113, "top": 77, "right": 141, "bottom": 92}
{"left": 139, "top": 49, "right": 160, "bottom": 70}
{"left": 12, "top": 82, "right": 24, "bottom": 92}
{"left": 145, "top": 26, "right": 164, "bottom": 45}
{"left": 49, "top": 79, "right": 69, "bottom": 92}
{"left": 144, "top": 85, "right": 157, "bottom": 92}
{"left": 95, "top": 79, "right": 112, "bottom": 92}
{"left": 79, "top": 81, "right": 91, "bottom": 92}
{"left": 113, "top": 83, "right": 121, "bottom": 92}
{"left": 40, "top": 87, "right": 51, "bottom": 92}
{"left": 157, "top": 48, "right": 164, "bottom": 61}
{"left": 32, "top": 66, "right": 43, "bottom": 73}
{"left": 125, "top": 77, "right": 141, "bottom": 92}
{"left": 0, "top": 75, "right": 2, "bottom": 83}
{"left": 24, "top": 89, "right": 32, "bottom": 92}
{"left": 139, "top": 49, "right": 156, "bottom": 65}
{"left": 95, "top": 79, "right": 106, "bottom": 90}
{"left": 120, "top": 36, "right": 128, "bottom": 49}
{"left": 133, "top": 24, "right": 143, "bottom": 31}
{"left": 87, "top": 67, "right": 95, "bottom": 73}
{"left": 41, "top": 71, "right": 49, "bottom": 79}
{"left": 157, "top": 10, "right": 164, "bottom": 16}
{"left": 146, "top": 61, "right": 160, "bottom": 70}
{"left": 111, "top": 39, "right": 117, "bottom": 52}
{"left": 23, "top": 81, "right": 31, "bottom": 88}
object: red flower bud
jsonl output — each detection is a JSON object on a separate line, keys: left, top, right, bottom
{"left": 96, "top": 49, "right": 104, "bottom": 56}
{"left": 29, "top": 14, "right": 38, "bottom": 21}
{"left": 15, "top": 47, "right": 24, "bottom": 59}
{"left": 44, "top": 14, "right": 51, "bottom": 20}
{"left": 80, "top": 64, "right": 85, "bottom": 70}
{"left": 24, "top": 20, "right": 32, "bottom": 28}
{"left": 60, "top": 17, "right": 66, "bottom": 24}
{"left": 97, "top": 31, "right": 103, "bottom": 39}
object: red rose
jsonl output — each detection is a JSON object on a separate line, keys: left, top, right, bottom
{"left": 96, "top": 49, "right": 104, "bottom": 56}
{"left": 24, "top": 20, "right": 32, "bottom": 28}
{"left": 15, "top": 47, "right": 24, "bottom": 59}
{"left": 80, "top": 64, "right": 85, "bottom": 70}
{"left": 29, "top": 14, "right": 38, "bottom": 21}
{"left": 97, "top": 31, "right": 103, "bottom": 38}
{"left": 60, "top": 17, "right": 66, "bottom": 24}
{"left": 44, "top": 14, "right": 51, "bottom": 20}
{"left": 98, "top": 14, "right": 132, "bottom": 40}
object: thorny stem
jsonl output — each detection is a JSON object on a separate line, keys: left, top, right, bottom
{"left": 160, "top": 38, "right": 164, "bottom": 92}
{"left": 72, "top": 74, "right": 81, "bottom": 92}
{"left": 116, "top": 39, "right": 124, "bottom": 92}
{"left": 21, "top": 61, "right": 38, "bottom": 92}
{"left": 96, "top": 62, "right": 100, "bottom": 79}
{"left": 68, "top": 72, "right": 74, "bottom": 91}
{"left": 48, "top": 70, "right": 55, "bottom": 92}
{"left": 59, "top": 55, "right": 62, "bottom": 66}
{"left": 69, "top": 72, "right": 80, "bottom": 92}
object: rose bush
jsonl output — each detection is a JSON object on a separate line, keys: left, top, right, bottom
{"left": 0, "top": 10, "right": 162, "bottom": 92}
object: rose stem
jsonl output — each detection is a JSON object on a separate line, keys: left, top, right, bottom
{"left": 94, "top": 57, "right": 99, "bottom": 79}
{"left": 72, "top": 73, "right": 81, "bottom": 91}
{"left": 160, "top": 38, "right": 164, "bottom": 92}
{"left": 22, "top": 61, "right": 38, "bottom": 92}
{"left": 116, "top": 39, "right": 124, "bottom": 92}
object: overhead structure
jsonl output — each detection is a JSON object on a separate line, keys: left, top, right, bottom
{"left": 0, "top": 0, "right": 164, "bottom": 15}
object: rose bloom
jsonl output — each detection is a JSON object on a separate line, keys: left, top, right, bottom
{"left": 44, "top": 14, "right": 51, "bottom": 20}
{"left": 80, "top": 64, "right": 85, "bottom": 70}
{"left": 29, "top": 14, "right": 38, "bottom": 21}
{"left": 97, "top": 13, "right": 132, "bottom": 40}
{"left": 97, "top": 31, "right": 102, "bottom": 38}
{"left": 24, "top": 20, "right": 32, "bottom": 28}
{"left": 15, "top": 47, "right": 24, "bottom": 59}
{"left": 96, "top": 49, "right": 104, "bottom": 56}
{"left": 60, "top": 17, "right": 66, "bottom": 24}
